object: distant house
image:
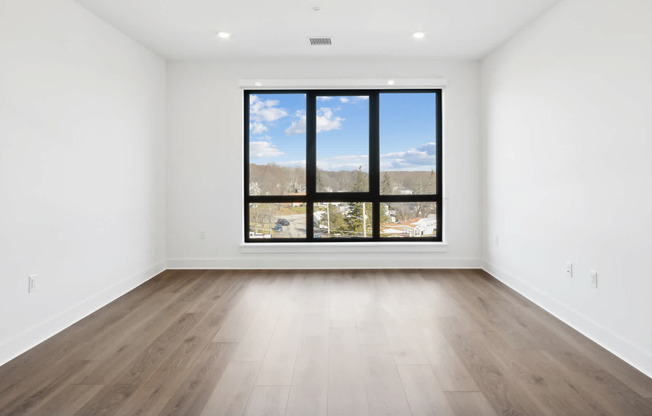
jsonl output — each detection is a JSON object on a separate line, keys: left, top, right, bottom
{"left": 380, "top": 214, "right": 437, "bottom": 237}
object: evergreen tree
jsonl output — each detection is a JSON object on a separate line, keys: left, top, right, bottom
{"left": 345, "top": 202, "right": 372, "bottom": 237}
{"left": 327, "top": 204, "right": 347, "bottom": 235}
{"left": 351, "top": 166, "right": 367, "bottom": 192}
{"left": 344, "top": 167, "right": 370, "bottom": 236}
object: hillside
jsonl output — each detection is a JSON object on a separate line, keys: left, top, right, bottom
{"left": 249, "top": 163, "right": 436, "bottom": 195}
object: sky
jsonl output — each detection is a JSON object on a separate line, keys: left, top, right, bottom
{"left": 249, "top": 92, "right": 437, "bottom": 172}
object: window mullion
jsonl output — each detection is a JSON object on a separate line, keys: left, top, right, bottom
{"left": 369, "top": 92, "right": 380, "bottom": 240}
{"left": 306, "top": 92, "right": 317, "bottom": 240}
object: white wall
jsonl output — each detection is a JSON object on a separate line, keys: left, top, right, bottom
{"left": 167, "top": 59, "right": 481, "bottom": 269}
{"left": 0, "top": 0, "right": 167, "bottom": 365}
{"left": 481, "top": 0, "right": 652, "bottom": 376}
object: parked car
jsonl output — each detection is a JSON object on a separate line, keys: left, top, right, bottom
{"left": 274, "top": 224, "right": 283, "bottom": 232}
{"left": 277, "top": 218, "right": 290, "bottom": 226}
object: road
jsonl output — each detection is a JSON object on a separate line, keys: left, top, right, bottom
{"left": 275, "top": 213, "right": 306, "bottom": 238}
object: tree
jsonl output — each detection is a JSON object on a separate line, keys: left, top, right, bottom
{"left": 414, "top": 169, "right": 436, "bottom": 194}
{"left": 380, "top": 172, "right": 393, "bottom": 225}
{"left": 352, "top": 166, "right": 367, "bottom": 192}
{"left": 262, "top": 204, "right": 276, "bottom": 234}
{"left": 250, "top": 203, "right": 276, "bottom": 235}
{"left": 394, "top": 203, "right": 411, "bottom": 222}
{"left": 381, "top": 172, "right": 393, "bottom": 195}
{"left": 343, "top": 167, "right": 369, "bottom": 236}
{"left": 316, "top": 168, "right": 324, "bottom": 192}
{"left": 380, "top": 203, "right": 391, "bottom": 224}
{"left": 345, "top": 202, "right": 372, "bottom": 237}
{"left": 327, "top": 204, "right": 347, "bottom": 235}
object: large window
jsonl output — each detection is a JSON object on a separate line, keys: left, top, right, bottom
{"left": 244, "top": 89, "right": 442, "bottom": 242}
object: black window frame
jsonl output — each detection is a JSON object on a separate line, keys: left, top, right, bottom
{"left": 244, "top": 89, "right": 443, "bottom": 243}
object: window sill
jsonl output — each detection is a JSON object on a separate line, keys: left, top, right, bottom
{"left": 239, "top": 242, "right": 448, "bottom": 254}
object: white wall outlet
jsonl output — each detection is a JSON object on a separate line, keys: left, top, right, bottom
{"left": 28, "top": 274, "right": 38, "bottom": 293}
{"left": 200, "top": 231, "right": 206, "bottom": 240}
{"left": 565, "top": 261, "right": 573, "bottom": 278}
{"left": 590, "top": 270, "right": 598, "bottom": 288}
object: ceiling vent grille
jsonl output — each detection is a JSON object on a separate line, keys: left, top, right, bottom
{"left": 309, "top": 37, "right": 332, "bottom": 46}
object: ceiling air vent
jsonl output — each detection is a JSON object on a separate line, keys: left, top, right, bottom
{"left": 309, "top": 37, "right": 332, "bottom": 46}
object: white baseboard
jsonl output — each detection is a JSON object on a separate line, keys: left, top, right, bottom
{"left": 483, "top": 261, "right": 652, "bottom": 379}
{"left": 0, "top": 261, "right": 166, "bottom": 367}
{"left": 166, "top": 256, "right": 483, "bottom": 270}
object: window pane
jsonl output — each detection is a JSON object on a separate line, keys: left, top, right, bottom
{"left": 380, "top": 93, "right": 437, "bottom": 195}
{"left": 249, "top": 93, "right": 306, "bottom": 196}
{"left": 316, "top": 96, "right": 369, "bottom": 192}
{"left": 380, "top": 202, "right": 437, "bottom": 238}
{"left": 313, "top": 202, "right": 373, "bottom": 239}
{"left": 249, "top": 203, "right": 306, "bottom": 239}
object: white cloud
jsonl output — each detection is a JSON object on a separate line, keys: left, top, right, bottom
{"left": 284, "top": 107, "right": 344, "bottom": 135}
{"left": 285, "top": 114, "right": 306, "bottom": 135}
{"left": 250, "top": 141, "right": 284, "bottom": 158}
{"left": 250, "top": 122, "right": 268, "bottom": 135}
{"left": 319, "top": 96, "right": 368, "bottom": 104}
{"left": 317, "top": 108, "right": 344, "bottom": 132}
{"left": 250, "top": 95, "right": 289, "bottom": 124}
{"left": 420, "top": 142, "right": 436, "bottom": 155}
{"left": 249, "top": 95, "right": 289, "bottom": 157}
{"left": 381, "top": 142, "right": 436, "bottom": 171}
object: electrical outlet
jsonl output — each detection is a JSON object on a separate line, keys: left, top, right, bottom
{"left": 590, "top": 270, "right": 598, "bottom": 288}
{"left": 566, "top": 261, "right": 573, "bottom": 278}
{"left": 200, "top": 231, "right": 205, "bottom": 240}
{"left": 28, "top": 274, "right": 38, "bottom": 293}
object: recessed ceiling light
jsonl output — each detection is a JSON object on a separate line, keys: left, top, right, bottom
{"left": 254, "top": 81, "right": 262, "bottom": 87}
{"left": 387, "top": 80, "right": 395, "bottom": 86}
{"left": 412, "top": 31, "right": 426, "bottom": 39}
{"left": 217, "top": 31, "right": 231, "bottom": 39}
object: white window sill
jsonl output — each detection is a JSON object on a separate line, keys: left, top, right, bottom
{"left": 239, "top": 242, "right": 448, "bottom": 254}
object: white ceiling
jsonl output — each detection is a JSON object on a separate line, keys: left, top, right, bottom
{"left": 76, "top": 0, "right": 560, "bottom": 60}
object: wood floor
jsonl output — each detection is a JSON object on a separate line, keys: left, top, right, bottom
{"left": 1, "top": 269, "right": 651, "bottom": 416}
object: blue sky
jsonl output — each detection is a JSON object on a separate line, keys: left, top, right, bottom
{"left": 249, "top": 92, "right": 437, "bottom": 172}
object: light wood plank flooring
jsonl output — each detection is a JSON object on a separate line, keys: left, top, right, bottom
{"left": 1, "top": 269, "right": 651, "bottom": 416}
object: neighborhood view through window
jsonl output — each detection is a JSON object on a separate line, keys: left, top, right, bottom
{"left": 245, "top": 90, "right": 442, "bottom": 242}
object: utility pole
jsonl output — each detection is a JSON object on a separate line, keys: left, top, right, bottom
{"left": 327, "top": 204, "right": 331, "bottom": 234}
{"left": 363, "top": 203, "right": 367, "bottom": 238}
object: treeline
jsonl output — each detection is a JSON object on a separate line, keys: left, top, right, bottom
{"left": 249, "top": 164, "right": 305, "bottom": 195}
{"left": 249, "top": 163, "right": 436, "bottom": 195}
{"left": 381, "top": 170, "right": 436, "bottom": 194}
{"left": 317, "top": 169, "right": 367, "bottom": 192}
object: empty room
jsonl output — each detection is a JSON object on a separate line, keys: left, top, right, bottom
{"left": 1, "top": 0, "right": 651, "bottom": 415}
